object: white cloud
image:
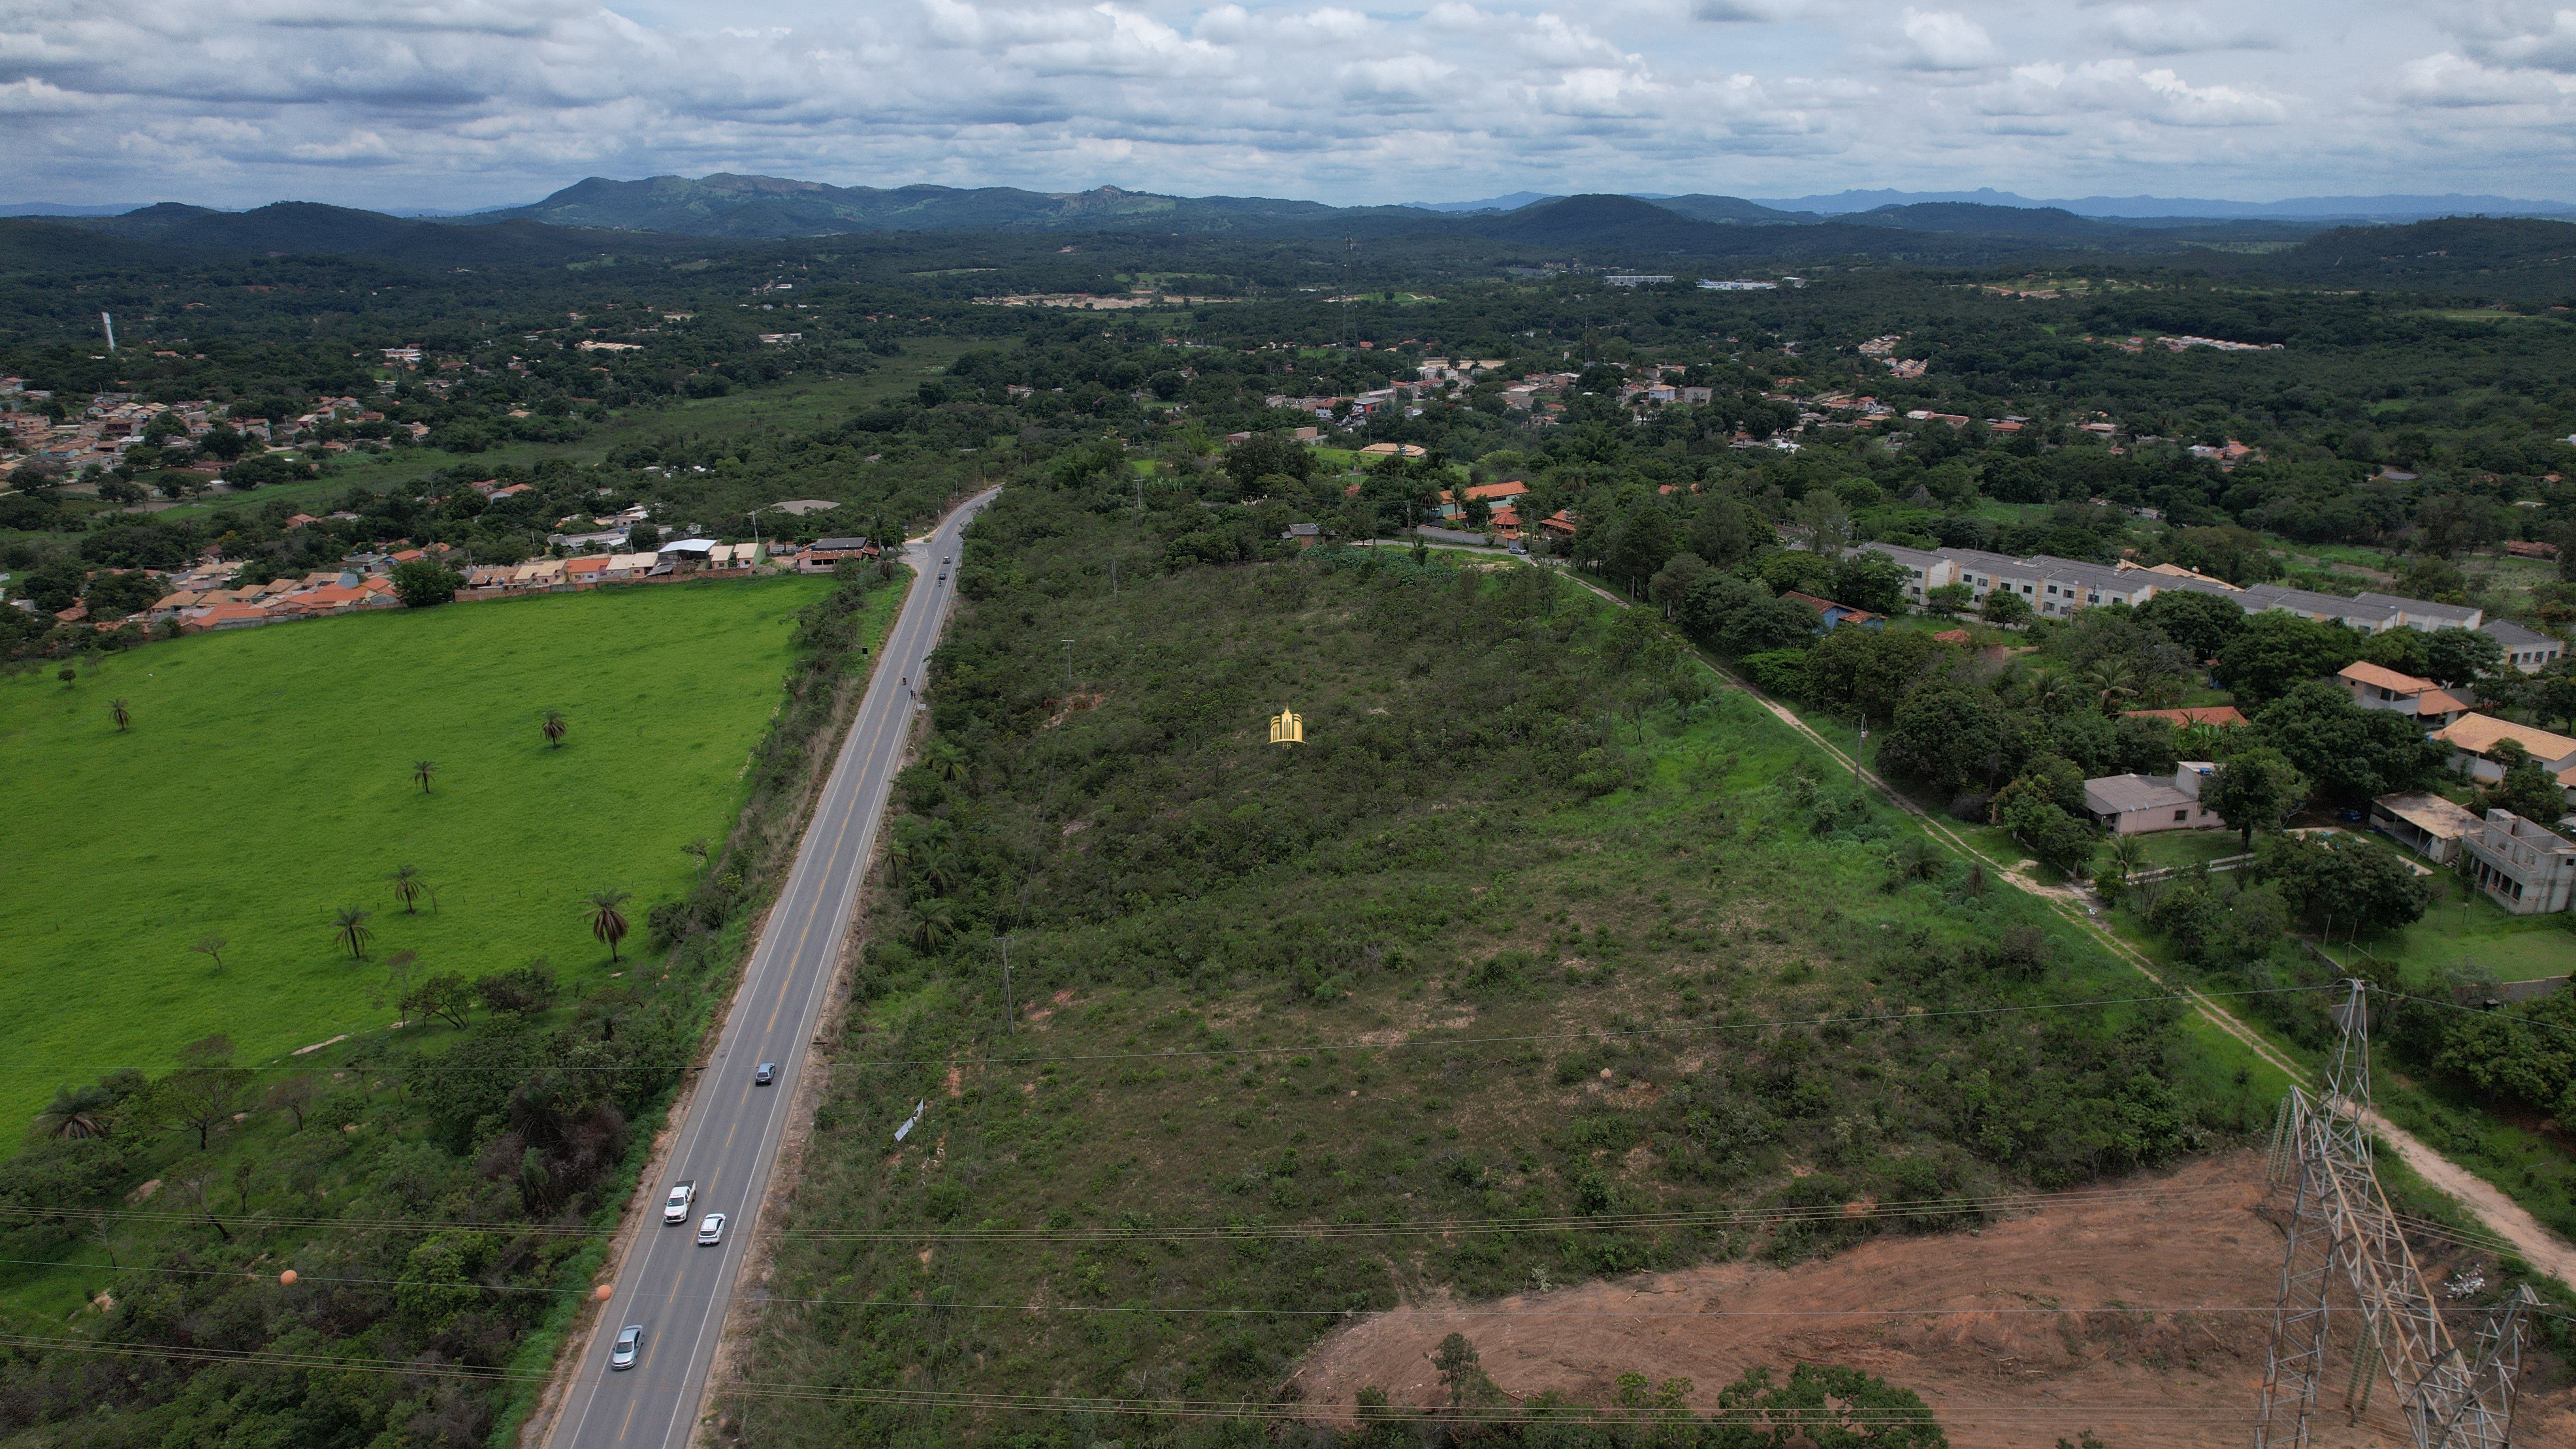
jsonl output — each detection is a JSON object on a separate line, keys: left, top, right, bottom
{"left": 0, "top": 0, "right": 2559, "bottom": 210}
{"left": 2449, "top": 2, "right": 2576, "bottom": 72}
{"left": 1690, "top": 0, "right": 1803, "bottom": 20}
{"left": 1893, "top": 9, "right": 2001, "bottom": 71}
{"left": 2398, "top": 49, "right": 2575, "bottom": 104}
{"left": 2092, "top": 6, "right": 2277, "bottom": 56}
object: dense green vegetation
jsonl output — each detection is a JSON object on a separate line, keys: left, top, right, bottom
{"left": 0, "top": 566, "right": 904, "bottom": 1447}
{"left": 2, "top": 205, "right": 2571, "bottom": 1445}
{"left": 717, "top": 485, "right": 2276, "bottom": 1446}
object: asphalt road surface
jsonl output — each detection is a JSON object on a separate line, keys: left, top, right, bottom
{"left": 549, "top": 490, "right": 997, "bottom": 1449}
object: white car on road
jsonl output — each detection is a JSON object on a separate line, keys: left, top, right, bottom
{"left": 661, "top": 1181, "right": 694, "bottom": 1224}
{"left": 696, "top": 1212, "right": 726, "bottom": 1246}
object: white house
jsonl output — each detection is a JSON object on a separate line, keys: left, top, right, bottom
{"left": 2083, "top": 762, "right": 2223, "bottom": 836}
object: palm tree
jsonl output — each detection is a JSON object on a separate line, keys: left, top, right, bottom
{"left": 411, "top": 760, "right": 438, "bottom": 795}
{"left": 540, "top": 710, "right": 568, "bottom": 749}
{"left": 927, "top": 742, "right": 968, "bottom": 785}
{"left": 2081, "top": 661, "right": 2140, "bottom": 714}
{"left": 909, "top": 843, "right": 957, "bottom": 896}
{"left": 191, "top": 934, "right": 228, "bottom": 974}
{"left": 913, "top": 898, "right": 957, "bottom": 953}
{"left": 2105, "top": 835, "right": 2149, "bottom": 880}
{"left": 34, "top": 1084, "right": 114, "bottom": 1140}
{"left": 109, "top": 698, "right": 131, "bottom": 732}
{"left": 387, "top": 864, "right": 426, "bottom": 914}
{"left": 2176, "top": 722, "right": 2234, "bottom": 762}
{"left": 334, "top": 906, "right": 375, "bottom": 960}
{"left": 587, "top": 889, "right": 632, "bottom": 962}
{"left": 2025, "top": 668, "right": 2072, "bottom": 714}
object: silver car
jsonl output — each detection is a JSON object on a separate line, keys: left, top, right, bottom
{"left": 610, "top": 1324, "right": 643, "bottom": 1370}
{"left": 696, "top": 1212, "right": 726, "bottom": 1246}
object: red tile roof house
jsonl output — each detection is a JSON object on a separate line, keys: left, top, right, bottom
{"left": 185, "top": 601, "right": 273, "bottom": 632}
{"left": 1433, "top": 478, "right": 1530, "bottom": 523}
{"left": 2431, "top": 715, "right": 2576, "bottom": 794}
{"left": 2335, "top": 661, "right": 2476, "bottom": 728}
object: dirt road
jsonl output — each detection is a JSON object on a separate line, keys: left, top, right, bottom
{"left": 1551, "top": 564, "right": 2576, "bottom": 1294}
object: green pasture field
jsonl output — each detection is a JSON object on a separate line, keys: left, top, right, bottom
{"left": 2319, "top": 881, "right": 2573, "bottom": 988}
{"left": 0, "top": 574, "right": 842, "bottom": 1135}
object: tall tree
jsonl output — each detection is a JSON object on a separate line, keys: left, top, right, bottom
{"left": 109, "top": 698, "right": 131, "bottom": 732}
{"left": 387, "top": 864, "right": 427, "bottom": 914}
{"left": 2423, "top": 627, "right": 2504, "bottom": 688}
{"left": 2135, "top": 589, "right": 2246, "bottom": 661}
{"left": 2213, "top": 615, "right": 2362, "bottom": 707}
{"left": 190, "top": 934, "right": 227, "bottom": 974}
{"left": 33, "top": 1084, "right": 114, "bottom": 1140}
{"left": 333, "top": 906, "right": 375, "bottom": 960}
{"left": 411, "top": 759, "right": 438, "bottom": 794}
{"left": 2253, "top": 682, "right": 2444, "bottom": 806}
{"left": 587, "top": 888, "right": 632, "bottom": 962}
{"left": 540, "top": 709, "right": 568, "bottom": 748}
{"left": 2203, "top": 747, "right": 2310, "bottom": 847}
{"left": 148, "top": 1036, "right": 255, "bottom": 1151}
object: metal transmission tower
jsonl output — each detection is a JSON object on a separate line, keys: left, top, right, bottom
{"left": 2255, "top": 980, "right": 2537, "bottom": 1449}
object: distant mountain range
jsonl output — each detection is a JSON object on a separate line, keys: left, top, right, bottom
{"left": 5, "top": 179, "right": 2571, "bottom": 297}
{"left": 463, "top": 174, "right": 1418, "bottom": 238}
{"left": 1736, "top": 187, "right": 2576, "bottom": 221}
{"left": 31, "top": 201, "right": 723, "bottom": 266}
{"left": 0, "top": 201, "right": 151, "bottom": 217}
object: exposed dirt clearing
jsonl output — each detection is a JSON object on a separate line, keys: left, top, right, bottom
{"left": 1288, "top": 1151, "right": 2574, "bottom": 1448}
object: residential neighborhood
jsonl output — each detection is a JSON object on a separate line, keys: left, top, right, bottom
{"left": 6, "top": 533, "right": 880, "bottom": 638}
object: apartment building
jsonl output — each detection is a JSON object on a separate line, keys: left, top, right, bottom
{"left": 1847, "top": 543, "right": 2493, "bottom": 636}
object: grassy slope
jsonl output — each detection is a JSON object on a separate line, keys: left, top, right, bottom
{"left": 719, "top": 500, "right": 2277, "bottom": 1446}
{"left": 0, "top": 576, "right": 831, "bottom": 1135}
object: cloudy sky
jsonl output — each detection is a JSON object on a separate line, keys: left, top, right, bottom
{"left": 2, "top": 0, "right": 2572, "bottom": 211}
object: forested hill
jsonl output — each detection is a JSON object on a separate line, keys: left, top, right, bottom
{"left": 476, "top": 174, "right": 1416, "bottom": 239}
{"left": 2266, "top": 215, "right": 2576, "bottom": 298}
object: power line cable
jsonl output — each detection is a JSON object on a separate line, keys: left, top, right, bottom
{"left": 0, "top": 1334, "right": 2284, "bottom": 1425}
{"left": 0, "top": 1180, "right": 2253, "bottom": 1244}
{"left": 0, "top": 1253, "right": 2299, "bottom": 1319}
{"left": 0, "top": 983, "right": 2335, "bottom": 1076}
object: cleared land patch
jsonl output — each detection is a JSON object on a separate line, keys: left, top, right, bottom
{"left": 0, "top": 575, "right": 831, "bottom": 1131}
{"left": 1289, "top": 1147, "right": 2576, "bottom": 1447}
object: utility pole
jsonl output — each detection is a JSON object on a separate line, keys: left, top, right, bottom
{"left": 2256, "top": 980, "right": 2535, "bottom": 1449}
{"left": 1060, "top": 638, "right": 1074, "bottom": 694}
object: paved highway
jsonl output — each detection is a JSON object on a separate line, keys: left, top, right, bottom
{"left": 549, "top": 490, "right": 997, "bottom": 1449}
